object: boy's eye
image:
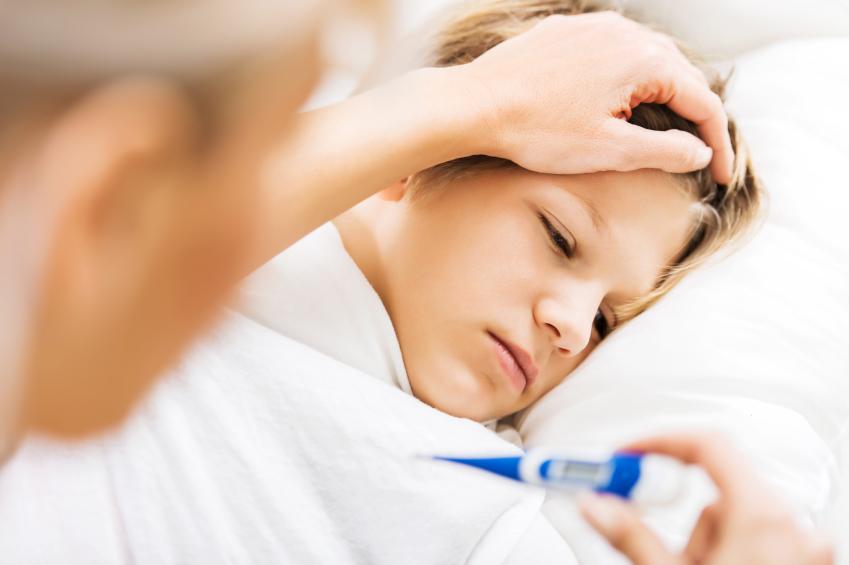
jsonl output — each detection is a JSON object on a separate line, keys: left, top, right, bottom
{"left": 537, "top": 211, "right": 614, "bottom": 340}
{"left": 593, "top": 309, "right": 612, "bottom": 340}
{"left": 538, "top": 213, "right": 575, "bottom": 259}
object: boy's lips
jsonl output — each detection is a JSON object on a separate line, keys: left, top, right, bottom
{"left": 487, "top": 331, "right": 539, "bottom": 392}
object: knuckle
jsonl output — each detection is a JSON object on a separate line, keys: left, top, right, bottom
{"left": 637, "top": 49, "right": 667, "bottom": 75}
{"left": 711, "top": 91, "right": 725, "bottom": 109}
{"left": 685, "top": 146, "right": 707, "bottom": 169}
{"left": 707, "top": 91, "right": 726, "bottom": 116}
{"left": 693, "top": 67, "right": 711, "bottom": 87}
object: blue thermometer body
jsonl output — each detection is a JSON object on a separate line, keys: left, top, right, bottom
{"left": 434, "top": 449, "right": 684, "bottom": 505}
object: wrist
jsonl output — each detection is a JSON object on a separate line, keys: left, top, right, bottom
{"left": 405, "top": 65, "right": 491, "bottom": 164}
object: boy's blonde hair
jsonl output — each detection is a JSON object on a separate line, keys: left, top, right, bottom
{"left": 409, "top": 0, "right": 763, "bottom": 323}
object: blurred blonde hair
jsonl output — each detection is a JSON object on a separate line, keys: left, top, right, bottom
{"left": 409, "top": 0, "right": 763, "bottom": 324}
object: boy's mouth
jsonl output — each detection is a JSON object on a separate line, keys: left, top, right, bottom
{"left": 487, "top": 331, "right": 538, "bottom": 393}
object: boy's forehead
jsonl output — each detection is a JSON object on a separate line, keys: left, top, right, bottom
{"left": 0, "top": 0, "right": 328, "bottom": 85}
{"left": 559, "top": 170, "right": 694, "bottom": 223}
{"left": 544, "top": 170, "right": 697, "bottom": 291}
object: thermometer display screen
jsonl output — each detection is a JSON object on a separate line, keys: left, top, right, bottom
{"left": 544, "top": 460, "right": 606, "bottom": 484}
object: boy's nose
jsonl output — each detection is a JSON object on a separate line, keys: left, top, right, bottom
{"left": 534, "top": 289, "right": 601, "bottom": 357}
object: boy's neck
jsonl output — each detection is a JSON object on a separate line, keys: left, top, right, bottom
{"left": 332, "top": 202, "right": 391, "bottom": 309}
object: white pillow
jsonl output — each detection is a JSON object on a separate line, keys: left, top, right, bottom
{"left": 311, "top": 0, "right": 849, "bottom": 106}
{"left": 516, "top": 36, "right": 849, "bottom": 560}
{"left": 387, "top": 0, "right": 849, "bottom": 59}
{"left": 623, "top": 0, "right": 849, "bottom": 59}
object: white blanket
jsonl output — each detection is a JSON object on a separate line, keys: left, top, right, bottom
{"left": 238, "top": 222, "right": 414, "bottom": 396}
{"left": 0, "top": 224, "right": 577, "bottom": 564}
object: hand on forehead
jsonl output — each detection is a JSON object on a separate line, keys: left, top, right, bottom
{"left": 445, "top": 9, "right": 734, "bottom": 182}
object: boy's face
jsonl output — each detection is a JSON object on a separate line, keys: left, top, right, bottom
{"left": 372, "top": 168, "right": 695, "bottom": 422}
{"left": 3, "top": 30, "right": 319, "bottom": 438}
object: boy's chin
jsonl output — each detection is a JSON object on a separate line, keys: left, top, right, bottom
{"left": 413, "top": 378, "right": 502, "bottom": 423}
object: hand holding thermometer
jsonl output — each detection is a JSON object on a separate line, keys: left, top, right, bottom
{"left": 433, "top": 449, "right": 686, "bottom": 506}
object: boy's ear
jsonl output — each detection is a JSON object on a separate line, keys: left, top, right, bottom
{"left": 376, "top": 177, "right": 410, "bottom": 202}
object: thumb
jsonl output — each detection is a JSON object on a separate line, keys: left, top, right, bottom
{"left": 579, "top": 494, "right": 680, "bottom": 565}
{"left": 605, "top": 119, "right": 713, "bottom": 174}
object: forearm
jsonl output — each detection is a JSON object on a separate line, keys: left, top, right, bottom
{"left": 248, "top": 9, "right": 736, "bottom": 273}
{"left": 251, "top": 66, "right": 476, "bottom": 269}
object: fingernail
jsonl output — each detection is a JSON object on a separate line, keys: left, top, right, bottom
{"left": 697, "top": 146, "right": 713, "bottom": 168}
{"left": 578, "top": 494, "right": 624, "bottom": 534}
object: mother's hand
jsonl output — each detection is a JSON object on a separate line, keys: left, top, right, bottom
{"left": 453, "top": 11, "right": 734, "bottom": 183}
{"left": 578, "top": 434, "right": 834, "bottom": 565}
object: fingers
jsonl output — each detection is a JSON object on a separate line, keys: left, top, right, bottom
{"left": 613, "top": 433, "right": 834, "bottom": 565}
{"left": 604, "top": 119, "right": 713, "bottom": 173}
{"left": 578, "top": 494, "right": 680, "bottom": 565}
{"left": 461, "top": 8, "right": 736, "bottom": 179}
{"left": 622, "top": 433, "right": 761, "bottom": 503}
{"left": 684, "top": 503, "right": 719, "bottom": 562}
{"left": 655, "top": 71, "right": 734, "bottom": 184}
{"left": 608, "top": 14, "right": 734, "bottom": 183}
